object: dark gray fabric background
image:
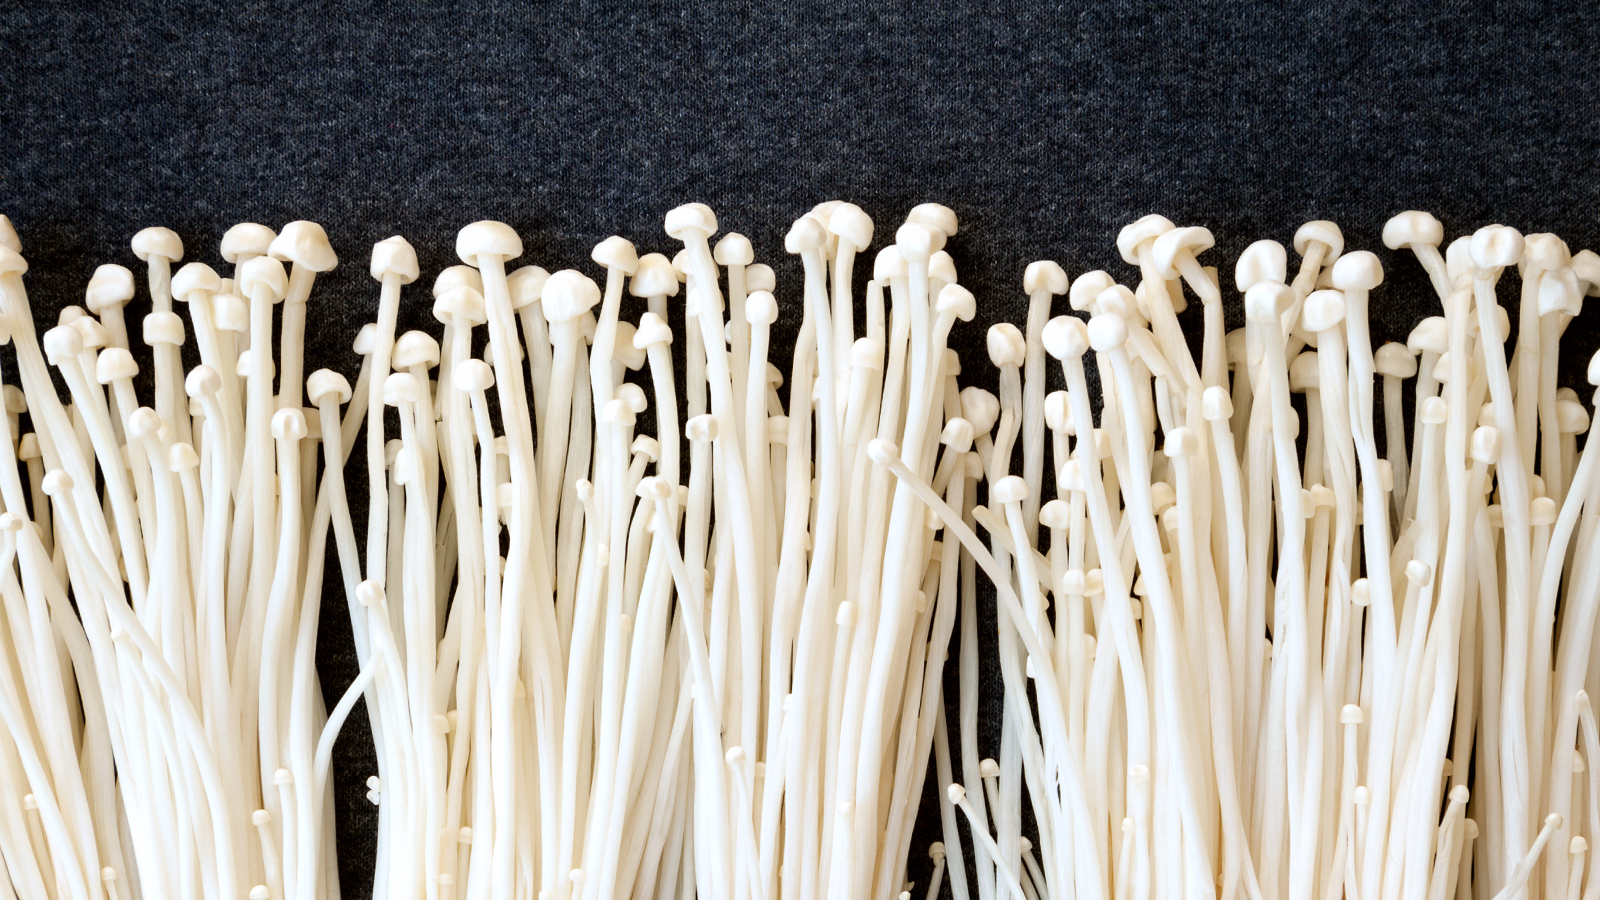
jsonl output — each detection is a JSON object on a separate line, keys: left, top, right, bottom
{"left": 3, "top": 1, "right": 1599, "bottom": 896}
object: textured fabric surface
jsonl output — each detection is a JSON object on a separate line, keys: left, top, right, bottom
{"left": 2, "top": 1, "right": 1598, "bottom": 895}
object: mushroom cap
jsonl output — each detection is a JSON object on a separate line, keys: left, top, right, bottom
{"left": 745, "top": 263, "right": 777, "bottom": 293}
{"left": 213, "top": 293, "right": 249, "bottom": 332}
{"left": 1086, "top": 313, "right": 1129, "bottom": 352}
{"left": 269, "top": 221, "right": 338, "bottom": 272}
{"left": 591, "top": 236, "right": 639, "bottom": 275}
{"left": 1024, "top": 260, "right": 1069, "bottom": 296}
{"left": 1289, "top": 351, "right": 1320, "bottom": 391}
{"left": 1202, "top": 385, "right": 1234, "bottom": 421}
{"left": 1469, "top": 224, "right": 1525, "bottom": 269}
{"left": 629, "top": 254, "right": 680, "bottom": 298}
{"left": 454, "top": 359, "right": 495, "bottom": 393}
{"left": 1331, "top": 250, "right": 1384, "bottom": 291}
{"left": 307, "top": 369, "right": 354, "bottom": 406}
{"left": 873, "top": 246, "right": 909, "bottom": 280}
{"left": 1293, "top": 220, "right": 1344, "bottom": 263}
{"left": 986, "top": 323, "right": 1025, "bottom": 367}
{"left": 785, "top": 215, "right": 828, "bottom": 254}
{"left": 714, "top": 232, "right": 755, "bottom": 266}
{"left": 959, "top": 387, "right": 1000, "bottom": 435}
{"left": 1445, "top": 237, "right": 1474, "bottom": 285}
{"left": 1068, "top": 270, "right": 1115, "bottom": 312}
{"left": 1374, "top": 342, "right": 1419, "bottom": 378}
{"left": 239, "top": 256, "right": 288, "bottom": 302}
{"left": 507, "top": 265, "right": 550, "bottom": 310}
{"left": 96, "top": 348, "right": 139, "bottom": 384}
{"left": 664, "top": 203, "right": 718, "bottom": 240}
{"left": 610, "top": 322, "right": 647, "bottom": 370}
{"left": 828, "top": 203, "right": 874, "bottom": 250}
{"left": 1539, "top": 266, "right": 1582, "bottom": 316}
{"left": 992, "top": 475, "right": 1029, "bottom": 504}
{"left": 1151, "top": 225, "right": 1215, "bottom": 279}
{"left": 1382, "top": 211, "right": 1444, "bottom": 250}
{"left": 894, "top": 222, "right": 945, "bottom": 262}
{"left": 745, "top": 291, "right": 779, "bottom": 326}
{"left": 433, "top": 286, "right": 487, "bottom": 326}
{"left": 907, "top": 203, "right": 958, "bottom": 237}
{"left": 382, "top": 372, "right": 425, "bottom": 407}
{"left": 370, "top": 235, "right": 419, "bottom": 283}
{"left": 1300, "top": 289, "right": 1347, "bottom": 333}
{"left": 132, "top": 226, "right": 184, "bottom": 264}
{"left": 221, "top": 223, "right": 276, "bottom": 263}
{"left": 1407, "top": 316, "right": 1449, "bottom": 355}
{"left": 392, "top": 331, "right": 441, "bottom": 370}
{"left": 455, "top": 221, "right": 523, "bottom": 264}
{"left": 353, "top": 323, "right": 378, "bottom": 355}
{"left": 633, "top": 311, "right": 673, "bottom": 348}
{"left": 1523, "top": 233, "right": 1571, "bottom": 271}
{"left": 1571, "top": 249, "right": 1600, "bottom": 297}
{"left": 85, "top": 264, "right": 136, "bottom": 312}
{"left": 941, "top": 417, "right": 975, "bottom": 452}
{"left": 1042, "top": 315, "right": 1090, "bottom": 360}
{"left": 1559, "top": 399, "right": 1590, "bottom": 434}
{"left": 935, "top": 283, "right": 976, "bottom": 322}
{"left": 143, "top": 311, "right": 185, "bottom": 346}
{"left": 537, "top": 269, "right": 601, "bottom": 325}
{"left": 0, "top": 245, "right": 33, "bottom": 278}
{"left": 433, "top": 264, "right": 484, "bottom": 298}
{"left": 1235, "top": 240, "right": 1287, "bottom": 292}
{"left": 1244, "top": 281, "right": 1295, "bottom": 324}
{"left": 171, "top": 262, "right": 221, "bottom": 300}
{"left": 928, "top": 251, "right": 957, "bottom": 285}
{"left": 1116, "top": 214, "right": 1175, "bottom": 266}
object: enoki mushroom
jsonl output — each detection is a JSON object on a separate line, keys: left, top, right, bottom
{"left": 0, "top": 206, "right": 1595, "bottom": 900}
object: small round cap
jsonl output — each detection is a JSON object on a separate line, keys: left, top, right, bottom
{"left": 1024, "top": 260, "right": 1069, "bottom": 295}
{"left": 591, "top": 236, "right": 639, "bottom": 275}
{"left": 714, "top": 232, "right": 755, "bottom": 266}
{"left": 85, "top": 264, "right": 136, "bottom": 312}
{"left": 269, "top": 221, "right": 338, "bottom": 272}
{"left": 370, "top": 236, "right": 418, "bottom": 283}
{"left": 131, "top": 226, "right": 184, "bottom": 264}
{"left": 221, "top": 223, "right": 276, "bottom": 263}
{"left": 171, "top": 262, "right": 221, "bottom": 300}
{"left": 456, "top": 221, "right": 523, "bottom": 264}
{"left": 1381, "top": 211, "right": 1444, "bottom": 250}
{"left": 1293, "top": 220, "right": 1344, "bottom": 263}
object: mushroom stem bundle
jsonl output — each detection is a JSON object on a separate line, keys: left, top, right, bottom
{"left": 0, "top": 206, "right": 1597, "bottom": 900}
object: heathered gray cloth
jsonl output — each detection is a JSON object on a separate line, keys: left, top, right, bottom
{"left": 1, "top": 1, "right": 1597, "bottom": 894}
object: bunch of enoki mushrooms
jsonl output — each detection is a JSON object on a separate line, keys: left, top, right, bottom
{"left": 0, "top": 205, "right": 1596, "bottom": 900}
